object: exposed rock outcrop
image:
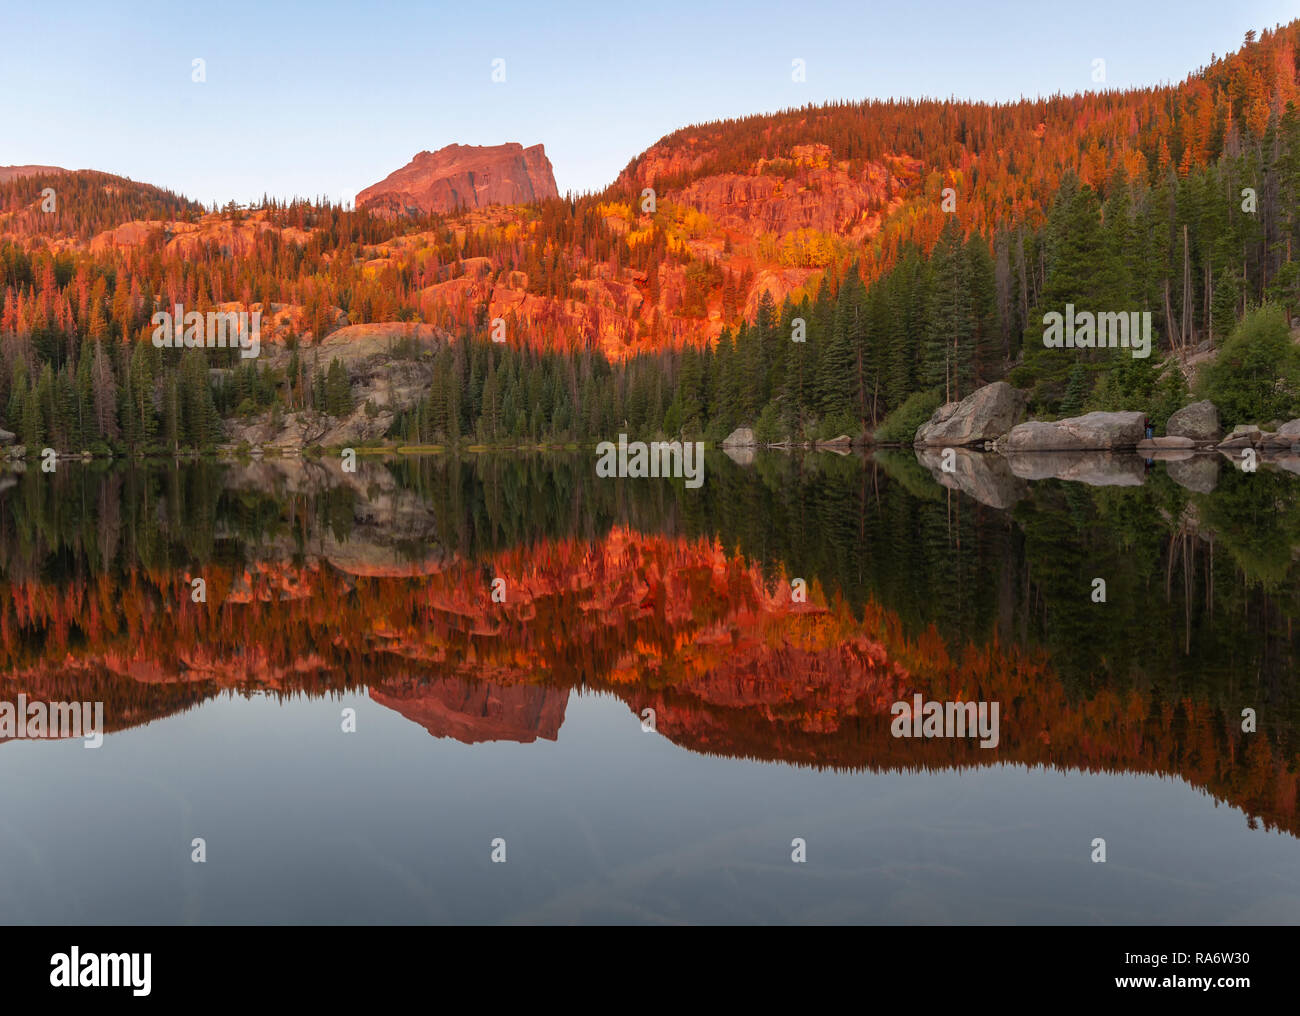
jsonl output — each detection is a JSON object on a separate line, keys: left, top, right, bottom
{"left": 1260, "top": 430, "right": 1299, "bottom": 449}
{"left": 223, "top": 322, "right": 447, "bottom": 448}
{"left": 915, "top": 401, "right": 958, "bottom": 442}
{"left": 1003, "top": 411, "right": 1146, "bottom": 452}
{"left": 914, "top": 382, "right": 1025, "bottom": 447}
{"left": 618, "top": 143, "right": 922, "bottom": 244}
{"left": 1252, "top": 420, "right": 1300, "bottom": 449}
{"left": 357, "top": 143, "right": 559, "bottom": 216}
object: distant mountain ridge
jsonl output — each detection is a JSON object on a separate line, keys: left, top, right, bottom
{"left": 0, "top": 165, "right": 68, "bottom": 184}
{"left": 0, "top": 168, "right": 202, "bottom": 241}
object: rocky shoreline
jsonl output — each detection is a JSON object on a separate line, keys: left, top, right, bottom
{"left": 713, "top": 380, "right": 1300, "bottom": 505}
{"left": 720, "top": 381, "right": 1300, "bottom": 460}
{"left": 902, "top": 381, "right": 1300, "bottom": 506}
{"left": 909, "top": 381, "right": 1300, "bottom": 458}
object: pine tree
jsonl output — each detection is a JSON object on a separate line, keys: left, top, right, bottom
{"left": 818, "top": 274, "right": 860, "bottom": 421}
{"left": 129, "top": 341, "right": 157, "bottom": 447}
{"left": 1211, "top": 270, "right": 1241, "bottom": 343}
{"left": 21, "top": 374, "right": 41, "bottom": 448}
{"left": 35, "top": 363, "right": 56, "bottom": 448}
{"left": 1059, "top": 362, "right": 1092, "bottom": 415}
{"left": 324, "top": 358, "right": 352, "bottom": 417}
{"left": 965, "top": 235, "right": 1000, "bottom": 387}
{"left": 925, "top": 218, "right": 971, "bottom": 402}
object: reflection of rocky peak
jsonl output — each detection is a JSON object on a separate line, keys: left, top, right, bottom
{"left": 369, "top": 676, "right": 568, "bottom": 744}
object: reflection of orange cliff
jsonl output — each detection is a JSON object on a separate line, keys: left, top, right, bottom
{"left": 369, "top": 676, "right": 567, "bottom": 744}
{"left": 1, "top": 527, "right": 1296, "bottom": 835}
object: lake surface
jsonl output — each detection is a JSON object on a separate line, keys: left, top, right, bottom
{"left": 1, "top": 449, "right": 1298, "bottom": 924}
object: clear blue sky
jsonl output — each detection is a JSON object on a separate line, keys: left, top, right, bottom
{"left": 2, "top": 0, "right": 1296, "bottom": 207}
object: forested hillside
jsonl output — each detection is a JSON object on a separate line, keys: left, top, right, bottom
{"left": 2, "top": 23, "right": 1300, "bottom": 452}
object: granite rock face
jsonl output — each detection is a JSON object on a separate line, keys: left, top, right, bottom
{"left": 222, "top": 322, "right": 447, "bottom": 448}
{"left": 357, "top": 143, "right": 559, "bottom": 216}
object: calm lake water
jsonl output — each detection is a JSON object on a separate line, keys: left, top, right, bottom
{"left": 1, "top": 449, "right": 1298, "bottom": 924}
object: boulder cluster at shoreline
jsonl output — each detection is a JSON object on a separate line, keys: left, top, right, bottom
{"left": 913, "top": 382, "right": 1300, "bottom": 457}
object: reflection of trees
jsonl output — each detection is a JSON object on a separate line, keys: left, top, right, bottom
{"left": 1196, "top": 469, "right": 1300, "bottom": 588}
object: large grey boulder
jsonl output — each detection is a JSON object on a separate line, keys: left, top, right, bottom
{"left": 1004, "top": 411, "right": 1146, "bottom": 452}
{"left": 0, "top": 428, "right": 15, "bottom": 446}
{"left": 914, "top": 382, "right": 1026, "bottom": 447}
{"left": 1165, "top": 401, "right": 1221, "bottom": 443}
{"left": 721, "top": 427, "right": 756, "bottom": 448}
{"left": 914, "top": 401, "right": 958, "bottom": 443}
